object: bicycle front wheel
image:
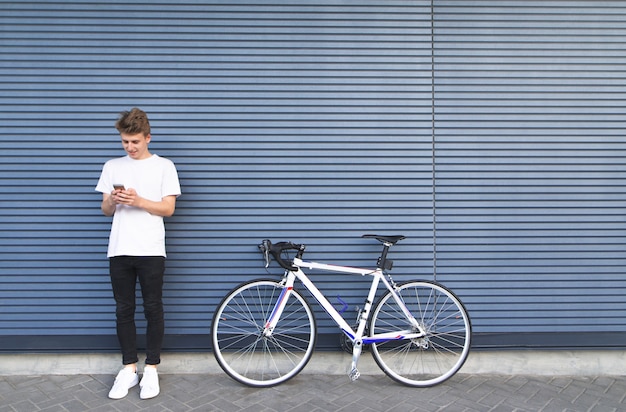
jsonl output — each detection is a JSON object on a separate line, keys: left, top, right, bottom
{"left": 369, "top": 280, "right": 471, "bottom": 387}
{"left": 211, "top": 279, "right": 316, "bottom": 387}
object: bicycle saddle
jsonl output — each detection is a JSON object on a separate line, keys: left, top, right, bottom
{"left": 362, "top": 234, "right": 406, "bottom": 245}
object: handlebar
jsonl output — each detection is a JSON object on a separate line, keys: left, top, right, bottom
{"left": 258, "top": 239, "right": 305, "bottom": 271}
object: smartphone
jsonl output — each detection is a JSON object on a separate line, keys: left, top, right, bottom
{"left": 113, "top": 184, "right": 125, "bottom": 191}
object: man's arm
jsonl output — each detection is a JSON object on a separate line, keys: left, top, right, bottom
{"left": 132, "top": 193, "right": 177, "bottom": 217}
{"left": 101, "top": 193, "right": 117, "bottom": 217}
{"left": 105, "top": 188, "right": 177, "bottom": 217}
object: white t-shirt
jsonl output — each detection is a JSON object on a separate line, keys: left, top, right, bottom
{"left": 95, "top": 154, "right": 181, "bottom": 257}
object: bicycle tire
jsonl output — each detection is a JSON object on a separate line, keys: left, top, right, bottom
{"left": 369, "top": 280, "right": 471, "bottom": 387}
{"left": 211, "top": 279, "right": 316, "bottom": 387}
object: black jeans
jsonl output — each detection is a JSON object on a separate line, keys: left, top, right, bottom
{"left": 109, "top": 256, "right": 165, "bottom": 366}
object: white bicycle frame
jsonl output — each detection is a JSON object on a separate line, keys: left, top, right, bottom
{"left": 262, "top": 256, "right": 426, "bottom": 378}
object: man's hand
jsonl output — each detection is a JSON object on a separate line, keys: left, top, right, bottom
{"left": 102, "top": 188, "right": 176, "bottom": 217}
{"left": 113, "top": 187, "right": 138, "bottom": 207}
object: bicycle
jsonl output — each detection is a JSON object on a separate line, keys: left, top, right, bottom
{"left": 211, "top": 234, "right": 471, "bottom": 388}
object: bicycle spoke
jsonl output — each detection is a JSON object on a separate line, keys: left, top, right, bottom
{"left": 370, "top": 280, "right": 471, "bottom": 387}
{"left": 212, "top": 280, "right": 316, "bottom": 387}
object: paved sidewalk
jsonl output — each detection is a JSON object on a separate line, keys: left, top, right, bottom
{"left": 1, "top": 372, "right": 625, "bottom": 412}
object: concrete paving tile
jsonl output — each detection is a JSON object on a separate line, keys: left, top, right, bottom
{"left": 9, "top": 399, "right": 38, "bottom": 412}
{"left": 1, "top": 373, "right": 625, "bottom": 411}
{"left": 185, "top": 391, "right": 222, "bottom": 409}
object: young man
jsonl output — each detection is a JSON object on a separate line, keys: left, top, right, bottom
{"left": 95, "top": 108, "right": 181, "bottom": 400}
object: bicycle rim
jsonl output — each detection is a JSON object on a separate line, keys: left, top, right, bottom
{"left": 369, "top": 280, "right": 471, "bottom": 387}
{"left": 211, "top": 279, "right": 316, "bottom": 387}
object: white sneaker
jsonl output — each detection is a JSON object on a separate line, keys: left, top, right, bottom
{"left": 140, "top": 367, "right": 160, "bottom": 399}
{"left": 108, "top": 368, "right": 139, "bottom": 399}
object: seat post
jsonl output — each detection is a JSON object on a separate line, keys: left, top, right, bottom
{"left": 377, "top": 243, "right": 393, "bottom": 270}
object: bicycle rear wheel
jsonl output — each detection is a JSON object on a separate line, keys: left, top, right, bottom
{"left": 369, "top": 280, "right": 471, "bottom": 387}
{"left": 211, "top": 279, "right": 316, "bottom": 387}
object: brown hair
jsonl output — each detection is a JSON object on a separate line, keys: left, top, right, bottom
{"left": 115, "top": 107, "right": 151, "bottom": 136}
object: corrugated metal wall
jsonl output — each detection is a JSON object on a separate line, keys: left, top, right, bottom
{"left": 0, "top": 0, "right": 434, "bottom": 350}
{"left": 432, "top": 1, "right": 626, "bottom": 347}
{"left": 0, "top": 1, "right": 624, "bottom": 351}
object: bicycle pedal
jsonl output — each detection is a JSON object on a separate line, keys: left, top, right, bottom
{"left": 349, "top": 368, "right": 360, "bottom": 382}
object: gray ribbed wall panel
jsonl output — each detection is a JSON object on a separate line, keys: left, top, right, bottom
{"left": 0, "top": 1, "right": 434, "bottom": 349}
{"left": 2, "top": 1, "right": 625, "bottom": 351}
{"left": 432, "top": 1, "right": 626, "bottom": 344}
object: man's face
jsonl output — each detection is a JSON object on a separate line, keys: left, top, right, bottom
{"left": 121, "top": 132, "right": 151, "bottom": 160}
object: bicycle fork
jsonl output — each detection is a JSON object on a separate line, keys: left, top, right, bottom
{"left": 262, "top": 276, "right": 294, "bottom": 338}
